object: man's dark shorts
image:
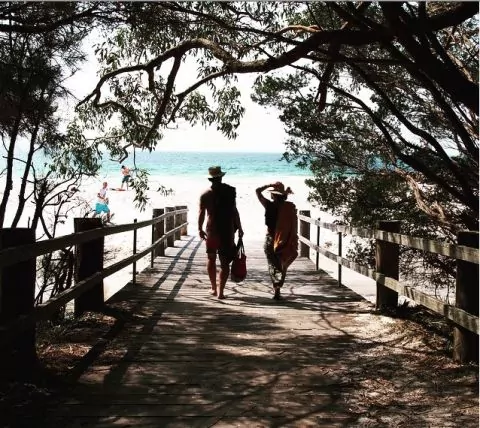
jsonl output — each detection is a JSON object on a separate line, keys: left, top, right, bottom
{"left": 122, "top": 175, "right": 131, "bottom": 183}
{"left": 206, "top": 235, "right": 235, "bottom": 263}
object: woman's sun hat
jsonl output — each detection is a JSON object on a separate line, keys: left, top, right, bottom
{"left": 269, "top": 182, "right": 293, "bottom": 196}
{"left": 208, "top": 166, "right": 226, "bottom": 178}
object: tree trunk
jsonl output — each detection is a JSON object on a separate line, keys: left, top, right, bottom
{"left": 11, "top": 119, "right": 41, "bottom": 227}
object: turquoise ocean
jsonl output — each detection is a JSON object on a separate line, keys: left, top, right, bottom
{"left": 100, "top": 151, "right": 310, "bottom": 178}
{"left": 3, "top": 150, "right": 310, "bottom": 179}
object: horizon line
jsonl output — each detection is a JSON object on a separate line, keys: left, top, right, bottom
{"left": 120, "top": 149, "right": 287, "bottom": 154}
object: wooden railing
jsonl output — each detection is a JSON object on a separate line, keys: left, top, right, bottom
{"left": 298, "top": 212, "right": 479, "bottom": 363}
{"left": 0, "top": 205, "right": 188, "bottom": 370}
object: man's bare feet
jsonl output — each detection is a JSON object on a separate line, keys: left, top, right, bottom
{"left": 210, "top": 289, "right": 217, "bottom": 296}
{"left": 217, "top": 295, "right": 226, "bottom": 300}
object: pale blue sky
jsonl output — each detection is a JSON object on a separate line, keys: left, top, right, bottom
{"left": 160, "top": 74, "right": 288, "bottom": 153}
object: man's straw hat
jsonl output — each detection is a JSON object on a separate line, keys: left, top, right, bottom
{"left": 208, "top": 166, "right": 226, "bottom": 178}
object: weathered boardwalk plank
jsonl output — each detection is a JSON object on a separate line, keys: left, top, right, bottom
{"left": 41, "top": 236, "right": 478, "bottom": 427}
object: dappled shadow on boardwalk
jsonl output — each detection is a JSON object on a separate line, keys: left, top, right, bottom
{"left": 41, "top": 237, "right": 478, "bottom": 427}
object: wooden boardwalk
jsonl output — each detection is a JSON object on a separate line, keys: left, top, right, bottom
{"left": 42, "top": 236, "right": 478, "bottom": 427}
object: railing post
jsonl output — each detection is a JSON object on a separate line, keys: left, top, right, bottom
{"left": 299, "top": 210, "right": 310, "bottom": 258}
{"left": 338, "top": 231, "right": 342, "bottom": 287}
{"left": 453, "top": 230, "right": 479, "bottom": 363}
{"left": 375, "top": 220, "right": 400, "bottom": 311}
{"left": 74, "top": 218, "right": 104, "bottom": 317}
{"left": 179, "top": 205, "right": 188, "bottom": 236}
{"left": 154, "top": 208, "right": 165, "bottom": 258}
{"left": 315, "top": 218, "right": 320, "bottom": 270}
{"left": 151, "top": 211, "right": 155, "bottom": 268}
{"left": 133, "top": 218, "right": 137, "bottom": 286}
{"left": 165, "top": 206, "right": 175, "bottom": 248}
{"left": 174, "top": 205, "right": 182, "bottom": 241}
{"left": 0, "top": 228, "right": 37, "bottom": 375}
{"left": 151, "top": 208, "right": 164, "bottom": 267}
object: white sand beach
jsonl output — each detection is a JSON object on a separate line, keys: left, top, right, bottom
{"left": 92, "top": 173, "right": 375, "bottom": 302}
{"left": 2, "top": 173, "right": 376, "bottom": 303}
{"left": 79, "top": 174, "right": 329, "bottom": 299}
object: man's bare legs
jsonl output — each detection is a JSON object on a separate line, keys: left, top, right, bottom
{"left": 217, "top": 256, "right": 230, "bottom": 299}
{"left": 206, "top": 253, "right": 230, "bottom": 299}
{"left": 207, "top": 253, "right": 217, "bottom": 296}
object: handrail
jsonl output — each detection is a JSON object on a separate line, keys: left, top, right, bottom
{"left": 298, "top": 212, "right": 479, "bottom": 349}
{"left": 0, "top": 208, "right": 188, "bottom": 344}
{"left": 0, "top": 209, "right": 187, "bottom": 268}
{"left": 297, "top": 215, "right": 479, "bottom": 264}
{"left": 35, "top": 223, "right": 184, "bottom": 320}
{"left": 298, "top": 235, "right": 479, "bottom": 334}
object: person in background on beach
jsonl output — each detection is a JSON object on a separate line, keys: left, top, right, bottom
{"left": 95, "top": 181, "right": 111, "bottom": 222}
{"left": 256, "top": 182, "right": 298, "bottom": 300}
{"left": 120, "top": 165, "right": 131, "bottom": 190}
{"left": 198, "top": 166, "right": 244, "bottom": 299}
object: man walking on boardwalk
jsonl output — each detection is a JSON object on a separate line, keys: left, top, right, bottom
{"left": 198, "top": 166, "right": 244, "bottom": 299}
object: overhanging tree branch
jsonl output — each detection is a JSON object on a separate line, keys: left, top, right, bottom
{"left": 81, "top": 1, "right": 478, "bottom": 149}
{"left": 328, "top": 83, "right": 474, "bottom": 210}
{"left": 349, "top": 62, "right": 477, "bottom": 208}
{"left": 0, "top": 4, "right": 111, "bottom": 34}
{"left": 314, "top": 2, "right": 371, "bottom": 111}
{"left": 380, "top": 2, "right": 478, "bottom": 114}
{"left": 142, "top": 55, "right": 182, "bottom": 146}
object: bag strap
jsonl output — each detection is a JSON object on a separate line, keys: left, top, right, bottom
{"left": 237, "top": 237, "right": 245, "bottom": 254}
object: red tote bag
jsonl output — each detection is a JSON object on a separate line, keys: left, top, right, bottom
{"left": 231, "top": 238, "right": 247, "bottom": 282}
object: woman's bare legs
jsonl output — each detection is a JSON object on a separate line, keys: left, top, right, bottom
{"left": 273, "top": 268, "right": 287, "bottom": 300}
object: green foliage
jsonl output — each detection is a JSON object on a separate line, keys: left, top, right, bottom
{"left": 0, "top": 1, "right": 476, "bottom": 298}
{"left": 44, "top": 121, "right": 101, "bottom": 178}
{"left": 0, "top": 3, "right": 110, "bottom": 309}
{"left": 130, "top": 168, "right": 150, "bottom": 211}
{"left": 249, "top": 3, "right": 478, "bottom": 291}
{"left": 76, "top": 2, "right": 293, "bottom": 153}
{"left": 157, "top": 185, "right": 174, "bottom": 197}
